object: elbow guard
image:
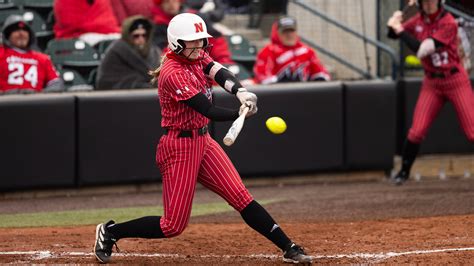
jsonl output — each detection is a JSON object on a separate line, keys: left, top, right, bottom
{"left": 204, "top": 62, "right": 243, "bottom": 94}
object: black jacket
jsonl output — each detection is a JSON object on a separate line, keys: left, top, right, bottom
{"left": 96, "top": 16, "right": 161, "bottom": 90}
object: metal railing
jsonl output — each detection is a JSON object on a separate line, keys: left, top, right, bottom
{"left": 290, "top": 0, "right": 399, "bottom": 80}
{"left": 444, "top": 4, "right": 474, "bottom": 21}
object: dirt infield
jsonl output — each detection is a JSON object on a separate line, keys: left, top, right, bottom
{"left": 0, "top": 174, "right": 473, "bottom": 264}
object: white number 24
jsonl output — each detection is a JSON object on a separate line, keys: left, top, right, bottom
{"left": 8, "top": 63, "right": 38, "bottom": 87}
{"left": 431, "top": 51, "right": 449, "bottom": 67}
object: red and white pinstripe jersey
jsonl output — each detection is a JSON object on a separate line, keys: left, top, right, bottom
{"left": 157, "top": 51, "right": 214, "bottom": 130}
{"left": 403, "top": 9, "right": 462, "bottom": 74}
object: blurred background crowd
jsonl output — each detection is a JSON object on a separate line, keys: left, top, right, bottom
{"left": 0, "top": 0, "right": 472, "bottom": 94}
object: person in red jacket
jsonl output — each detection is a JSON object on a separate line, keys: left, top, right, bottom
{"left": 1, "top": 15, "right": 63, "bottom": 94}
{"left": 253, "top": 16, "right": 330, "bottom": 85}
{"left": 53, "top": 0, "right": 121, "bottom": 46}
{"left": 110, "top": 0, "right": 154, "bottom": 25}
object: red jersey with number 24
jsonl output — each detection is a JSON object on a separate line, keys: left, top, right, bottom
{"left": 403, "top": 11, "right": 461, "bottom": 73}
{"left": 0, "top": 46, "right": 59, "bottom": 92}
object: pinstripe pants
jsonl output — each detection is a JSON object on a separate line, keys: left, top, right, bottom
{"left": 408, "top": 69, "right": 474, "bottom": 143}
{"left": 156, "top": 130, "right": 254, "bottom": 237}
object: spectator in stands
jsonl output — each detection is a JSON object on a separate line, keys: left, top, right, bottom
{"left": 151, "top": 0, "right": 183, "bottom": 50}
{"left": 152, "top": 0, "right": 234, "bottom": 64}
{"left": 110, "top": 0, "right": 154, "bottom": 25}
{"left": 96, "top": 16, "right": 161, "bottom": 90}
{"left": 0, "top": 15, "right": 64, "bottom": 94}
{"left": 53, "top": 0, "right": 121, "bottom": 47}
{"left": 253, "top": 16, "right": 330, "bottom": 84}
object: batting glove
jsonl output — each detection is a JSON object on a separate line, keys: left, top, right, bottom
{"left": 239, "top": 101, "right": 258, "bottom": 118}
{"left": 387, "top": 11, "right": 404, "bottom": 34}
{"left": 236, "top": 88, "right": 257, "bottom": 105}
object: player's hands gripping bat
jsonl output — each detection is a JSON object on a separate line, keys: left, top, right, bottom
{"left": 387, "top": 11, "right": 404, "bottom": 33}
{"left": 388, "top": 0, "right": 416, "bottom": 33}
{"left": 223, "top": 106, "right": 249, "bottom": 146}
{"left": 236, "top": 88, "right": 258, "bottom": 114}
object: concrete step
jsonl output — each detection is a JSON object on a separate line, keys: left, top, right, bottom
{"left": 231, "top": 28, "right": 263, "bottom": 41}
{"left": 221, "top": 14, "right": 250, "bottom": 29}
{"left": 220, "top": 15, "right": 263, "bottom": 40}
{"left": 392, "top": 154, "right": 474, "bottom": 180}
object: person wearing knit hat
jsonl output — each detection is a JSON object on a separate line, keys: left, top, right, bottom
{"left": 96, "top": 16, "right": 161, "bottom": 90}
{"left": 0, "top": 15, "right": 64, "bottom": 94}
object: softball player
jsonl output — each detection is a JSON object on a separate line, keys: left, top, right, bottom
{"left": 387, "top": 0, "right": 474, "bottom": 185}
{"left": 93, "top": 13, "right": 312, "bottom": 264}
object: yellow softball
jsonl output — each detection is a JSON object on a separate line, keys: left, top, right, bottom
{"left": 405, "top": 55, "right": 421, "bottom": 67}
{"left": 266, "top": 116, "right": 287, "bottom": 134}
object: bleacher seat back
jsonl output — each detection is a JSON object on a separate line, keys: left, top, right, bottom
{"left": 87, "top": 67, "right": 98, "bottom": 86}
{"left": 58, "top": 68, "right": 94, "bottom": 91}
{"left": 0, "top": 9, "right": 51, "bottom": 37}
{"left": 95, "top": 39, "right": 114, "bottom": 60}
{"left": 22, "top": 0, "right": 52, "bottom": 22}
{"left": 225, "top": 34, "right": 257, "bottom": 63}
{"left": 0, "top": 0, "right": 16, "bottom": 10}
{"left": 224, "top": 63, "right": 253, "bottom": 80}
{"left": 46, "top": 38, "right": 100, "bottom": 67}
{"left": 22, "top": 0, "right": 52, "bottom": 8}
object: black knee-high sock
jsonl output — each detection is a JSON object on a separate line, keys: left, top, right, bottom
{"left": 106, "top": 216, "right": 165, "bottom": 240}
{"left": 400, "top": 139, "right": 420, "bottom": 174}
{"left": 240, "top": 200, "right": 291, "bottom": 250}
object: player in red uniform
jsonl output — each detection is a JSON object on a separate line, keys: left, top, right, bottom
{"left": 387, "top": 0, "right": 474, "bottom": 185}
{"left": 0, "top": 15, "right": 63, "bottom": 94}
{"left": 93, "top": 13, "right": 312, "bottom": 264}
{"left": 253, "top": 16, "right": 330, "bottom": 85}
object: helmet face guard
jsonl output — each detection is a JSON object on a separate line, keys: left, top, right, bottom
{"left": 181, "top": 42, "right": 214, "bottom": 60}
{"left": 167, "top": 13, "right": 213, "bottom": 54}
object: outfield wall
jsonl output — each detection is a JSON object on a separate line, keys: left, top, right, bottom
{"left": 0, "top": 78, "right": 472, "bottom": 191}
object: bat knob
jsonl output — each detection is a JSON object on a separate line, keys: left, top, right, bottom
{"left": 223, "top": 137, "right": 234, "bottom": 146}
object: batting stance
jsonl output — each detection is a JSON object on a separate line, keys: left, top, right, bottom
{"left": 93, "top": 13, "right": 312, "bottom": 264}
{"left": 388, "top": 0, "right": 474, "bottom": 185}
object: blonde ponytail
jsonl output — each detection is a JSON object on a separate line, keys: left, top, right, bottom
{"left": 149, "top": 56, "right": 169, "bottom": 85}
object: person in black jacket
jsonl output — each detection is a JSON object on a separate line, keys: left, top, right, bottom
{"left": 96, "top": 16, "right": 161, "bottom": 90}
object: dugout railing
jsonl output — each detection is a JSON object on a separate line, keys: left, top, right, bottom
{"left": 290, "top": 0, "right": 399, "bottom": 80}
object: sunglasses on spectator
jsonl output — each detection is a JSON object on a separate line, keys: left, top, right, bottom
{"left": 132, "top": 33, "right": 147, "bottom": 39}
